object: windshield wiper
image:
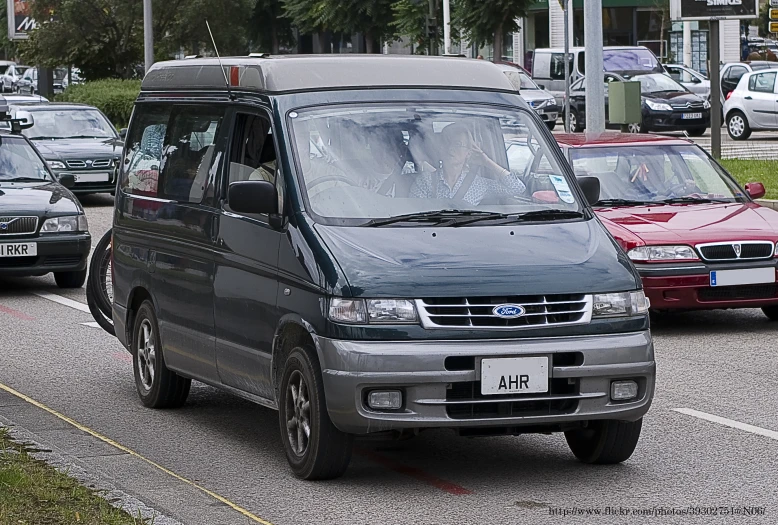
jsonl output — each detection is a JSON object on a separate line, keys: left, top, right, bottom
{"left": 67, "top": 135, "right": 108, "bottom": 139}
{"left": 596, "top": 198, "right": 654, "bottom": 207}
{"left": 363, "top": 209, "right": 506, "bottom": 227}
{"left": 2, "top": 177, "right": 44, "bottom": 182}
{"left": 28, "top": 136, "right": 60, "bottom": 140}
{"left": 510, "top": 209, "right": 585, "bottom": 222}
{"left": 661, "top": 196, "right": 731, "bottom": 204}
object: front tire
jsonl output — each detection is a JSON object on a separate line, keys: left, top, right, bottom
{"left": 54, "top": 269, "right": 86, "bottom": 288}
{"left": 569, "top": 110, "right": 584, "bottom": 132}
{"left": 565, "top": 418, "right": 643, "bottom": 464}
{"left": 132, "top": 301, "right": 191, "bottom": 409}
{"left": 278, "top": 344, "right": 353, "bottom": 480}
{"left": 727, "top": 111, "right": 751, "bottom": 140}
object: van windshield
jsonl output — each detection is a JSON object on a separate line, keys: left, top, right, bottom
{"left": 289, "top": 104, "right": 582, "bottom": 224}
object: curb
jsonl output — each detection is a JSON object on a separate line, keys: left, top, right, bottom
{"left": 0, "top": 415, "right": 183, "bottom": 525}
{"left": 755, "top": 199, "right": 778, "bottom": 211}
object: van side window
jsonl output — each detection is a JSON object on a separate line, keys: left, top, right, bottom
{"left": 550, "top": 53, "right": 571, "bottom": 80}
{"left": 228, "top": 113, "right": 278, "bottom": 186}
{"left": 121, "top": 106, "right": 171, "bottom": 197}
{"left": 159, "top": 106, "right": 225, "bottom": 203}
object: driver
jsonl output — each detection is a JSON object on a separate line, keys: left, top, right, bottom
{"left": 409, "top": 123, "right": 526, "bottom": 206}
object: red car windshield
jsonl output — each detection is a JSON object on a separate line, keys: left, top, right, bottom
{"left": 569, "top": 145, "right": 746, "bottom": 204}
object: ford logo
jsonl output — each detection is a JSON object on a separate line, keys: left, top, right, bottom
{"left": 493, "top": 304, "right": 526, "bottom": 319}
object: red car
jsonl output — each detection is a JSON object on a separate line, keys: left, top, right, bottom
{"left": 554, "top": 132, "right": 778, "bottom": 318}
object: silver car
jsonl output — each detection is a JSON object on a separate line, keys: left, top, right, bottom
{"left": 496, "top": 63, "right": 559, "bottom": 130}
{"left": 664, "top": 64, "right": 710, "bottom": 101}
{"left": 723, "top": 69, "right": 778, "bottom": 140}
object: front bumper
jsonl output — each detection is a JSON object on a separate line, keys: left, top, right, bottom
{"left": 317, "top": 331, "right": 654, "bottom": 435}
{"left": 643, "top": 109, "right": 710, "bottom": 131}
{"left": 532, "top": 104, "right": 559, "bottom": 123}
{"left": 637, "top": 260, "right": 778, "bottom": 310}
{"left": 0, "top": 233, "right": 90, "bottom": 276}
{"left": 52, "top": 169, "right": 116, "bottom": 194}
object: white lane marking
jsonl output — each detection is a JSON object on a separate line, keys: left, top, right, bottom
{"left": 32, "top": 291, "right": 91, "bottom": 314}
{"left": 674, "top": 408, "right": 778, "bottom": 441}
{"left": 81, "top": 321, "right": 101, "bottom": 328}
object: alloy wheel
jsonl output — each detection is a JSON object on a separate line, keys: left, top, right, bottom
{"left": 627, "top": 123, "right": 641, "bottom": 134}
{"left": 569, "top": 112, "right": 577, "bottom": 132}
{"left": 285, "top": 370, "right": 311, "bottom": 457}
{"left": 728, "top": 115, "right": 745, "bottom": 138}
{"left": 136, "top": 319, "right": 156, "bottom": 391}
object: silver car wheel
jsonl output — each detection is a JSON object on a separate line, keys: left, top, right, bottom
{"left": 729, "top": 115, "right": 745, "bottom": 138}
{"left": 136, "top": 319, "right": 156, "bottom": 391}
{"left": 627, "top": 123, "right": 641, "bottom": 134}
{"left": 569, "top": 112, "right": 577, "bottom": 131}
{"left": 285, "top": 370, "right": 311, "bottom": 457}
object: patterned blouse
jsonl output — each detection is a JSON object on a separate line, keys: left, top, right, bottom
{"left": 409, "top": 165, "right": 527, "bottom": 205}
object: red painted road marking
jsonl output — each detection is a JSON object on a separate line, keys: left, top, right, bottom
{"left": 356, "top": 448, "right": 473, "bottom": 495}
{"left": 111, "top": 352, "right": 133, "bottom": 363}
{"left": 0, "top": 304, "right": 35, "bottom": 321}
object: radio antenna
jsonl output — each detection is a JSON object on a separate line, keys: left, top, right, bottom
{"left": 205, "top": 20, "right": 235, "bottom": 100}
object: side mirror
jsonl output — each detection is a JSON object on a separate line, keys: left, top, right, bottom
{"left": 14, "top": 111, "right": 34, "bottom": 129}
{"left": 577, "top": 176, "right": 601, "bottom": 206}
{"left": 119, "top": 128, "right": 128, "bottom": 139}
{"left": 538, "top": 84, "right": 546, "bottom": 90}
{"left": 228, "top": 180, "right": 278, "bottom": 215}
{"left": 58, "top": 174, "right": 75, "bottom": 188}
{"left": 745, "top": 182, "right": 766, "bottom": 199}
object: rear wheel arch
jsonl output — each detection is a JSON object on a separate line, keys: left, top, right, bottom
{"left": 126, "top": 286, "right": 154, "bottom": 352}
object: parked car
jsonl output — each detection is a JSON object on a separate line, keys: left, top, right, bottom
{"left": 664, "top": 64, "right": 711, "bottom": 100}
{"left": 101, "top": 55, "right": 655, "bottom": 480}
{"left": 555, "top": 132, "right": 778, "bottom": 317}
{"left": 7, "top": 103, "right": 123, "bottom": 194}
{"left": 496, "top": 62, "right": 559, "bottom": 130}
{"left": 567, "top": 72, "right": 710, "bottom": 136}
{"left": 719, "top": 61, "right": 778, "bottom": 104}
{"left": 724, "top": 69, "right": 778, "bottom": 140}
{"left": 0, "top": 64, "right": 29, "bottom": 93}
{"left": 531, "top": 46, "right": 665, "bottom": 105}
{"left": 16, "top": 67, "right": 66, "bottom": 95}
{"left": 0, "top": 97, "right": 90, "bottom": 288}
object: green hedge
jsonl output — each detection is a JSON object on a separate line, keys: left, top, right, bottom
{"left": 55, "top": 79, "right": 141, "bottom": 129}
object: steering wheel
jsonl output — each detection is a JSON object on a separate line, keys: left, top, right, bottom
{"left": 307, "top": 175, "right": 361, "bottom": 190}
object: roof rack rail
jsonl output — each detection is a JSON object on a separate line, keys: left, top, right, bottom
{"left": 184, "top": 55, "right": 202, "bottom": 59}
{"left": 248, "top": 53, "right": 270, "bottom": 58}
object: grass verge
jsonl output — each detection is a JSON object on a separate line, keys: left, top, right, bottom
{"left": 720, "top": 159, "right": 778, "bottom": 200}
{"left": 0, "top": 427, "right": 148, "bottom": 524}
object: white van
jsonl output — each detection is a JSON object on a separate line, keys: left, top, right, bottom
{"left": 532, "top": 46, "right": 665, "bottom": 104}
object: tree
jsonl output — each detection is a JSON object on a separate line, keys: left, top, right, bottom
{"left": 392, "top": 0, "right": 454, "bottom": 54}
{"left": 453, "top": 0, "right": 532, "bottom": 62}
{"left": 324, "top": 0, "right": 396, "bottom": 53}
{"left": 0, "top": 1, "right": 19, "bottom": 61}
{"left": 281, "top": 0, "right": 331, "bottom": 52}
{"left": 166, "top": 0, "right": 255, "bottom": 57}
{"left": 251, "top": 0, "right": 296, "bottom": 53}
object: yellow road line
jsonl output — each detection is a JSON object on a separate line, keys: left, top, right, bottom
{"left": 0, "top": 381, "right": 274, "bottom": 525}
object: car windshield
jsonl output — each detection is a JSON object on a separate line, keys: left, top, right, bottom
{"left": 503, "top": 70, "right": 541, "bottom": 91}
{"left": 289, "top": 104, "right": 581, "bottom": 224}
{"left": 0, "top": 137, "right": 51, "bottom": 181}
{"left": 24, "top": 108, "right": 116, "bottom": 139}
{"left": 570, "top": 145, "right": 746, "bottom": 204}
{"left": 634, "top": 74, "right": 686, "bottom": 93}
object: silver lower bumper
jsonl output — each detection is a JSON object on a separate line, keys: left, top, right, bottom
{"left": 316, "top": 331, "right": 655, "bottom": 435}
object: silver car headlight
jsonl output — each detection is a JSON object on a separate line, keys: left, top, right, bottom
{"left": 329, "top": 298, "right": 418, "bottom": 324}
{"left": 592, "top": 291, "right": 649, "bottom": 318}
{"left": 703, "top": 100, "right": 711, "bottom": 109}
{"left": 40, "top": 214, "right": 88, "bottom": 233}
{"left": 47, "top": 160, "right": 66, "bottom": 170}
{"left": 627, "top": 245, "right": 699, "bottom": 262}
{"left": 646, "top": 100, "right": 672, "bottom": 111}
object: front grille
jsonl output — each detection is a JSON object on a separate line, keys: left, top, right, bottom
{"left": 416, "top": 294, "right": 592, "bottom": 329}
{"left": 43, "top": 255, "right": 83, "bottom": 266}
{"left": 671, "top": 102, "right": 705, "bottom": 110}
{"left": 0, "top": 216, "right": 38, "bottom": 235}
{"left": 698, "top": 241, "right": 774, "bottom": 261}
{"left": 445, "top": 379, "right": 579, "bottom": 419}
{"left": 65, "top": 159, "right": 112, "bottom": 169}
{"left": 698, "top": 284, "right": 778, "bottom": 301}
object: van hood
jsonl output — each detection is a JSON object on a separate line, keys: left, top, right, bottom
{"left": 597, "top": 202, "right": 778, "bottom": 245}
{"left": 314, "top": 219, "right": 639, "bottom": 298}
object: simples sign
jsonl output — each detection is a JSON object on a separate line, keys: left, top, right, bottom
{"left": 680, "top": 0, "right": 759, "bottom": 20}
{"left": 6, "top": 0, "right": 36, "bottom": 40}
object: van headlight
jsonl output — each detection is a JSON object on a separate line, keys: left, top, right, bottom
{"left": 329, "top": 298, "right": 418, "bottom": 324}
{"left": 40, "top": 214, "right": 88, "bottom": 233}
{"left": 592, "top": 291, "right": 649, "bottom": 318}
{"left": 627, "top": 245, "right": 699, "bottom": 262}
